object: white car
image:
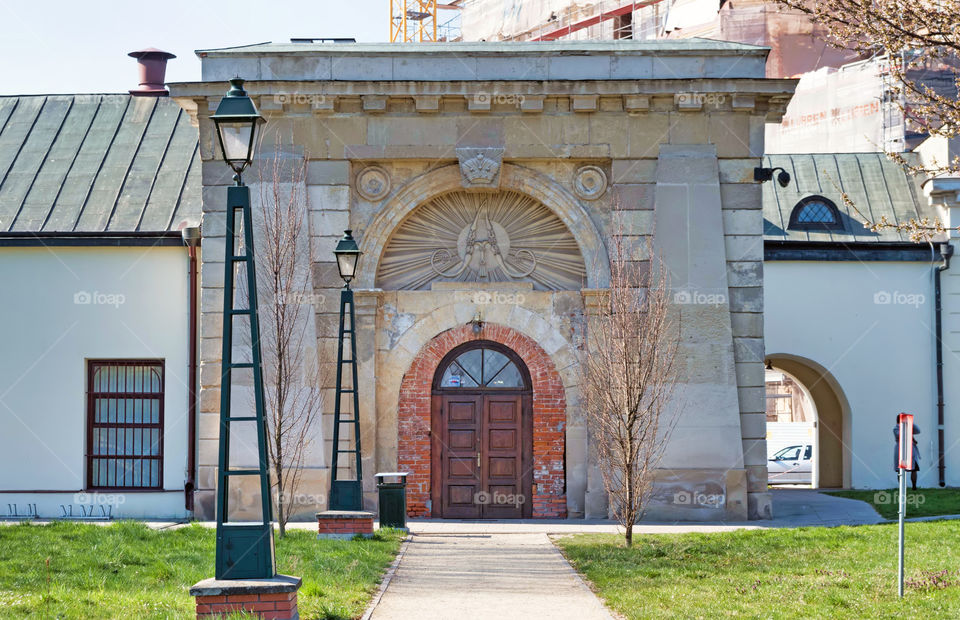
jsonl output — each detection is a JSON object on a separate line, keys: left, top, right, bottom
{"left": 768, "top": 444, "right": 812, "bottom": 484}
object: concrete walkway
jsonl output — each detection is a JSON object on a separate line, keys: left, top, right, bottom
{"left": 767, "top": 488, "right": 885, "bottom": 527}
{"left": 1, "top": 488, "right": 887, "bottom": 532}
{"left": 364, "top": 490, "right": 888, "bottom": 618}
{"left": 400, "top": 489, "right": 885, "bottom": 535}
{"left": 368, "top": 532, "right": 613, "bottom": 620}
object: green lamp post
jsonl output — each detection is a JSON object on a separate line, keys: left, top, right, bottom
{"left": 210, "top": 77, "right": 275, "bottom": 580}
{"left": 329, "top": 230, "right": 364, "bottom": 510}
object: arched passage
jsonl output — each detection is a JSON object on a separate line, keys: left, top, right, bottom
{"left": 397, "top": 323, "right": 567, "bottom": 518}
{"left": 431, "top": 340, "right": 533, "bottom": 518}
{"left": 766, "top": 354, "right": 852, "bottom": 488}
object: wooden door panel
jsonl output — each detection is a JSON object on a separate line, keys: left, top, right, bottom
{"left": 488, "top": 457, "right": 516, "bottom": 477}
{"left": 488, "top": 428, "right": 516, "bottom": 450}
{"left": 488, "top": 400, "right": 517, "bottom": 422}
{"left": 447, "top": 429, "right": 475, "bottom": 449}
{"left": 448, "top": 401, "right": 477, "bottom": 422}
{"left": 481, "top": 395, "right": 524, "bottom": 518}
{"left": 439, "top": 395, "right": 481, "bottom": 518}
{"left": 447, "top": 455, "right": 477, "bottom": 477}
{"left": 434, "top": 391, "right": 532, "bottom": 519}
{"left": 447, "top": 485, "right": 477, "bottom": 507}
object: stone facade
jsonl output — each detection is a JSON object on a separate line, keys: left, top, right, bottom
{"left": 171, "top": 41, "right": 795, "bottom": 521}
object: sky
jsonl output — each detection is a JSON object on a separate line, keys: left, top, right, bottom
{"left": 0, "top": 0, "right": 386, "bottom": 95}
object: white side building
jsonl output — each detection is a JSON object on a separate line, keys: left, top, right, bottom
{"left": 763, "top": 152, "right": 953, "bottom": 490}
{"left": 0, "top": 93, "right": 201, "bottom": 519}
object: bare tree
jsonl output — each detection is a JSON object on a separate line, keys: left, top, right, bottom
{"left": 776, "top": 0, "right": 960, "bottom": 239}
{"left": 778, "top": 0, "right": 959, "bottom": 174}
{"left": 580, "top": 215, "right": 681, "bottom": 547}
{"left": 253, "top": 137, "right": 323, "bottom": 537}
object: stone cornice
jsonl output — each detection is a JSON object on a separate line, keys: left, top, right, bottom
{"left": 171, "top": 78, "right": 796, "bottom": 124}
{"left": 171, "top": 78, "right": 796, "bottom": 99}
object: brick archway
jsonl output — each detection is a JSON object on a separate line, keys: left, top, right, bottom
{"left": 398, "top": 323, "right": 566, "bottom": 518}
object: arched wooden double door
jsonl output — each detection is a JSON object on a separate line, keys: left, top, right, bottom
{"left": 430, "top": 341, "right": 533, "bottom": 518}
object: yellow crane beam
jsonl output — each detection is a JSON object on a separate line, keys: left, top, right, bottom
{"left": 390, "top": 0, "right": 461, "bottom": 42}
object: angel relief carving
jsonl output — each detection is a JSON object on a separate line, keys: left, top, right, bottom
{"left": 429, "top": 203, "right": 537, "bottom": 280}
{"left": 376, "top": 190, "right": 586, "bottom": 291}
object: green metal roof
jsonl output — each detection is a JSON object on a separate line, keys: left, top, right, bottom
{"left": 762, "top": 153, "right": 936, "bottom": 243}
{"left": 0, "top": 94, "right": 201, "bottom": 233}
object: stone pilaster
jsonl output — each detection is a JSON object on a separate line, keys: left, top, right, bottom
{"left": 353, "top": 289, "right": 382, "bottom": 511}
{"left": 652, "top": 144, "right": 749, "bottom": 521}
{"left": 580, "top": 288, "right": 611, "bottom": 519}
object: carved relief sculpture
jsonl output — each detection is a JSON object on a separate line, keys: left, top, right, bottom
{"left": 572, "top": 165, "right": 608, "bottom": 200}
{"left": 377, "top": 190, "right": 586, "bottom": 291}
{"left": 456, "top": 147, "right": 504, "bottom": 190}
{"left": 356, "top": 165, "right": 391, "bottom": 201}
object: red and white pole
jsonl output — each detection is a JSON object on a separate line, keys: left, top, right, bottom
{"left": 897, "top": 412, "right": 914, "bottom": 598}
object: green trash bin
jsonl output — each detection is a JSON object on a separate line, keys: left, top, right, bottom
{"left": 376, "top": 472, "right": 409, "bottom": 530}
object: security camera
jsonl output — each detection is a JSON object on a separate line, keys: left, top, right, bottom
{"left": 754, "top": 167, "right": 791, "bottom": 188}
{"left": 776, "top": 170, "right": 791, "bottom": 188}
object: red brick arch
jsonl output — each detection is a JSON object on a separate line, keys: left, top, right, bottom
{"left": 397, "top": 323, "right": 567, "bottom": 518}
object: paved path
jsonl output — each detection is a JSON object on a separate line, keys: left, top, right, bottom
{"left": 401, "top": 489, "right": 884, "bottom": 535}
{"left": 365, "top": 490, "right": 888, "bottom": 618}
{"left": 368, "top": 533, "right": 613, "bottom": 620}
{"left": 767, "top": 488, "right": 884, "bottom": 526}
{"left": 2, "top": 489, "right": 889, "bottom": 532}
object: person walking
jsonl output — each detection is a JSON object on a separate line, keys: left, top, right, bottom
{"left": 893, "top": 419, "right": 921, "bottom": 490}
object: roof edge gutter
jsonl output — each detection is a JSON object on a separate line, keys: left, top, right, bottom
{"left": 0, "top": 231, "right": 184, "bottom": 247}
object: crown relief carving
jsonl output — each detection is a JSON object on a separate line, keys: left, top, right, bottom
{"left": 456, "top": 147, "right": 504, "bottom": 190}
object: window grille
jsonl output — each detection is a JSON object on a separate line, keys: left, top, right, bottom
{"left": 86, "top": 360, "right": 164, "bottom": 489}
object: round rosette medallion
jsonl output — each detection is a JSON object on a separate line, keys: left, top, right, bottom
{"left": 573, "top": 165, "right": 608, "bottom": 200}
{"left": 356, "top": 166, "right": 391, "bottom": 201}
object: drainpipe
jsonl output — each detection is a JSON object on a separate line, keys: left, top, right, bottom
{"left": 182, "top": 226, "right": 201, "bottom": 511}
{"left": 935, "top": 242, "right": 953, "bottom": 487}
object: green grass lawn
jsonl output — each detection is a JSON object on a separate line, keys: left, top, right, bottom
{"left": 556, "top": 521, "right": 960, "bottom": 619}
{"left": 0, "top": 521, "right": 403, "bottom": 619}
{"left": 825, "top": 487, "right": 960, "bottom": 520}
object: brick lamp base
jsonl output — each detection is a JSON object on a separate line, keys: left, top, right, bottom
{"left": 316, "top": 510, "right": 374, "bottom": 539}
{"left": 189, "top": 574, "right": 301, "bottom": 619}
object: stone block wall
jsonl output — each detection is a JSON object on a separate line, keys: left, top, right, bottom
{"left": 172, "top": 42, "right": 794, "bottom": 521}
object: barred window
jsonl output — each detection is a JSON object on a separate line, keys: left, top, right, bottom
{"left": 86, "top": 361, "right": 164, "bottom": 489}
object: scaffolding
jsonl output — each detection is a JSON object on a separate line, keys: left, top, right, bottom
{"left": 454, "top": 0, "right": 666, "bottom": 42}
{"left": 390, "top": 0, "right": 463, "bottom": 42}
{"left": 528, "top": 0, "right": 663, "bottom": 42}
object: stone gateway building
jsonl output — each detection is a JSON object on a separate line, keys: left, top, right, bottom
{"left": 170, "top": 41, "right": 795, "bottom": 521}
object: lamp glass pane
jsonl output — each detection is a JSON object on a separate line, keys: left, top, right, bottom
{"left": 337, "top": 253, "right": 358, "bottom": 280}
{"left": 219, "top": 122, "right": 253, "bottom": 162}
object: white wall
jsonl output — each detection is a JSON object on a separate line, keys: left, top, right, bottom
{"left": 0, "top": 246, "right": 191, "bottom": 519}
{"left": 765, "top": 260, "right": 940, "bottom": 489}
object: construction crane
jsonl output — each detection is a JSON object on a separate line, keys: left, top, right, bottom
{"left": 390, "top": 0, "right": 462, "bottom": 42}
